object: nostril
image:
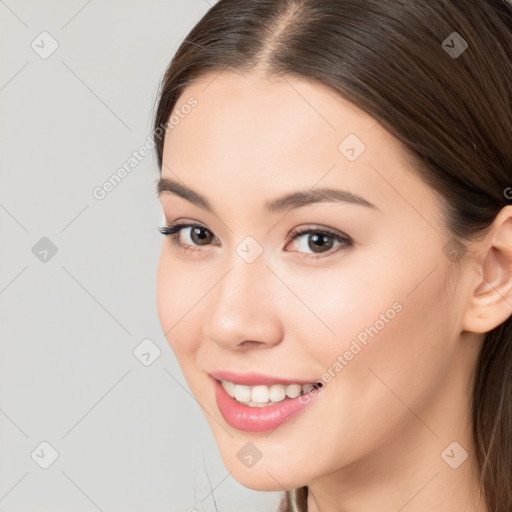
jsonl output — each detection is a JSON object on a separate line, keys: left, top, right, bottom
{"left": 239, "top": 340, "right": 265, "bottom": 348}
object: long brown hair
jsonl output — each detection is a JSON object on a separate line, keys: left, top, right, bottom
{"left": 153, "top": 1, "right": 512, "bottom": 510}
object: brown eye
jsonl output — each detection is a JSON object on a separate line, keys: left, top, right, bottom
{"left": 157, "top": 222, "right": 218, "bottom": 254}
{"left": 189, "top": 226, "right": 214, "bottom": 245}
{"left": 305, "top": 233, "right": 335, "bottom": 253}
{"left": 285, "top": 226, "right": 353, "bottom": 259}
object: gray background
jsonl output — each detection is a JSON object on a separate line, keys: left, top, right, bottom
{"left": 0, "top": 1, "right": 283, "bottom": 511}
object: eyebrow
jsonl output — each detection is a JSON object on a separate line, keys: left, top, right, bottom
{"left": 156, "top": 177, "right": 378, "bottom": 215}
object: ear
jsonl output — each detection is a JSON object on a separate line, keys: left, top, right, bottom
{"left": 461, "top": 205, "right": 512, "bottom": 333}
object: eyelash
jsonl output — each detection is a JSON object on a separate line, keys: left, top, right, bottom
{"left": 157, "top": 221, "right": 353, "bottom": 260}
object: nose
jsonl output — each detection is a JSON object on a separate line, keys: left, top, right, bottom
{"left": 202, "top": 252, "right": 284, "bottom": 351}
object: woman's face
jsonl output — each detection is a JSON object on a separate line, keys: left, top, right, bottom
{"left": 156, "top": 69, "right": 473, "bottom": 491}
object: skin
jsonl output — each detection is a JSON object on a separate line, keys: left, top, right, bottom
{"left": 156, "top": 69, "right": 512, "bottom": 512}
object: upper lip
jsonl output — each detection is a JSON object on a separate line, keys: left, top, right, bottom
{"left": 208, "top": 370, "right": 318, "bottom": 386}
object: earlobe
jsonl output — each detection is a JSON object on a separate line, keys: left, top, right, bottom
{"left": 461, "top": 205, "right": 512, "bottom": 334}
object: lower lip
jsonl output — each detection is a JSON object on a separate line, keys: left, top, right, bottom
{"left": 212, "top": 378, "right": 320, "bottom": 433}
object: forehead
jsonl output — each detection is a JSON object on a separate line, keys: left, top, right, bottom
{"left": 163, "top": 70, "right": 376, "bottom": 176}
{"left": 166, "top": 69, "right": 375, "bottom": 150}
{"left": 160, "top": 70, "right": 442, "bottom": 224}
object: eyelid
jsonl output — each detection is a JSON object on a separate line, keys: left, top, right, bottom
{"left": 286, "top": 224, "right": 351, "bottom": 242}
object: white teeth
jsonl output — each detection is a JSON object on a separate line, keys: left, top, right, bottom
{"left": 302, "top": 383, "right": 314, "bottom": 394}
{"left": 269, "top": 384, "right": 286, "bottom": 402}
{"left": 221, "top": 380, "right": 235, "bottom": 396}
{"left": 233, "top": 384, "right": 251, "bottom": 403}
{"left": 285, "top": 384, "right": 302, "bottom": 398}
{"left": 221, "top": 380, "right": 317, "bottom": 405}
{"left": 251, "top": 385, "right": 270, "bottom": 403}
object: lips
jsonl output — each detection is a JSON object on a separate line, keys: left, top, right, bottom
{"left": 211, "top": 376, "right": 321, "bottom": 432}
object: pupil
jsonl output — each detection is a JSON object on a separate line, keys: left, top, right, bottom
{"left": 192, "top": 227, "right": 210, "bottom": 245}
{"left": 309, "top": 234, "right": 333, "bottom": 253}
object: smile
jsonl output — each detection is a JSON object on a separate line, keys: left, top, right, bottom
{"left": 211, "top": 376, "right": 323, "bottom": 432}
{"left": 220, "top": 379, "right": 319, "bottom": 407}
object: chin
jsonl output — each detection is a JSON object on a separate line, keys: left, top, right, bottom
{"left": 228, "top": 467, "right": 304, "bottom": 493}
{"left": 215, "top": 446, "right": 310, "bottom": 492}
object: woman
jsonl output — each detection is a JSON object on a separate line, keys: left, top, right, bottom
{"left": 153, "top": 1, "right": 512, "bottom": 510}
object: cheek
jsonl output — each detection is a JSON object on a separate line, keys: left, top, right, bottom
{"left": 155, "top": 247, "right": 172, "bottom": 334}
{"left": 311, "top": 262, "right": 453, "bottom": 425}
{"left": 280, "top": 250, "right": 455, "bottom": 407}
{"left": 274, "top": 259, "right": 405, "bottom": 361}
{"left": 266, "top": 261, "right": 455, "bottom": 476}
{"left": 279, "top": 241, "right": 451, "bottom": 364}
{"left": 156, "top": 248, "right": 203, "bottom": 359}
